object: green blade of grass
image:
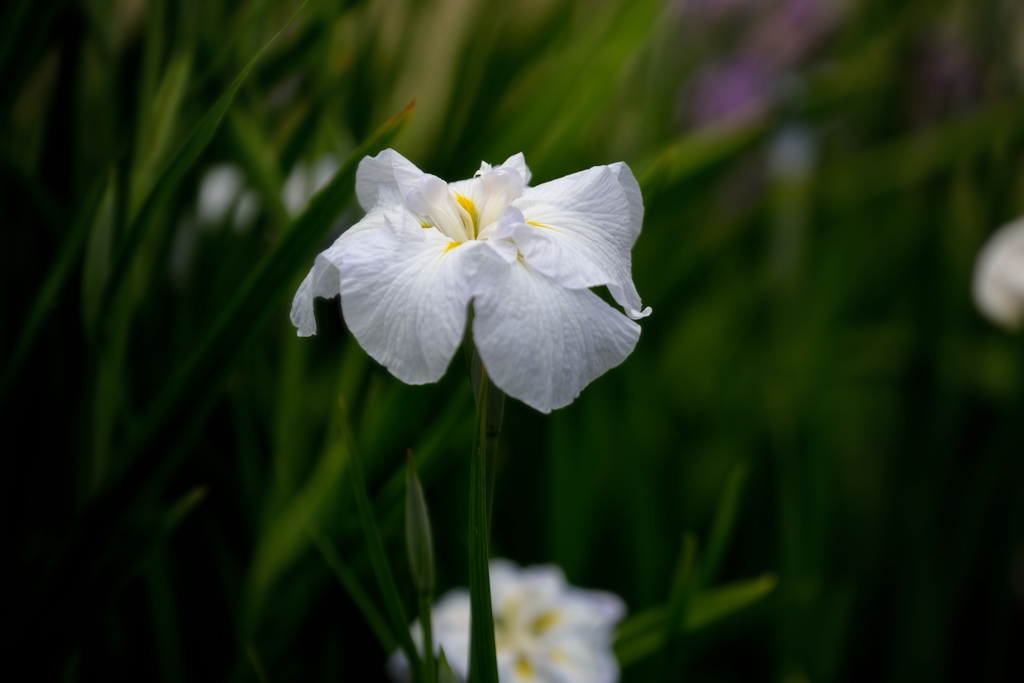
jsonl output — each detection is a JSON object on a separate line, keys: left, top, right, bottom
{"left": 224, "top": 108, "right": 291, "bottom": 230}
{"left": 659, "top": 532, "right": 699, "bottom": 681}
{"left": 117, "top": 100, "right": 414, "bottom": 475}
{"left": 308, "top": 524, "right": 396, "bottom": 653}
{"left": 615, "top": 573, "right": 778, "bottom": 667}
{"left": 338, "top": 397, "right": 422, "bottom": 683}
{"left": 0, "top": 177, "right": 104, "bottom": 399}
{"left": 699, "top": 462, "right": 750, "bottom": 589}
{"left": 23, "top": 101, "right": 414, "bottom": 668}
{"left": 92, "top": 2, "right": 308, "bottom": 339}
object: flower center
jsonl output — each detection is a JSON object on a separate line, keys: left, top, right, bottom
{"left": 405, "top": 174, "right": 474, "bottom": 241}
{"left": 404, "top": 167, "right": 524, "bottom": 243}
{"left": 476, "top": 166, "right": 524, "bottom": 232}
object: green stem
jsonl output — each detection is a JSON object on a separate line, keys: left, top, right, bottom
{"left": 468, "top": 348, "right": 505, "bottom": 530}
{"left": 419, "top": 595, "right": 436, "bottom": 683}
{"left": 467, "top": 361, "right": 501, "bottom": 683}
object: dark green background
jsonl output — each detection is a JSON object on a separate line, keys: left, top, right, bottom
{"left": 3, "top": 0, "right": 1024, "bottom": 680}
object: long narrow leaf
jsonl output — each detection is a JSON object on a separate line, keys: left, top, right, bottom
{"left": 92, "top": 2, "right": 308, "bottom": 337}
{"left": 27, "top": 102, "right": 413, "bottom": 667}
{"left": 615, "top": 573, "right": 778, "bottom": 667}
{"left": 118, "top": 101, "right": 414, "bottom": 473}
{"left": 0, "top": 178, "right": 104, "bottom": 398}
{"left": 308, "top": 524, "right": 396, "bottom": 653}
{"left": 699, "top": 462, "right": 749, "bottom": 588}
{"left": 338, "top": 397, "right": 422, "bottom": 683}
{"left": 659, "top": 532, "right": 698, "bottom": 681}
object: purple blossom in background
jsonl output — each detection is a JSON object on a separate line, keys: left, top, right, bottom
{"left": 686, "top": 55, "right": 774, "bottom": 127}
{"left": 746, "top": 0, "right": 841, "bottom": 68}
{"left": 680, "top": 0, "right": 844, "bottom": 128}
{"left": 682, "top": 0, "right": 775, "bottom": 24}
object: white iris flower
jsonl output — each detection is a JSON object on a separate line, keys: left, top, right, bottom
{"left": 387, "top": 559, "right": 626, "bottom": 683}
{"left": 291, "top": 149, "right": 651, "bottom": 413}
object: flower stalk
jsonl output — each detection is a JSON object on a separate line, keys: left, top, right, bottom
{"left": 467, "top": 353, "right": 502, "bottom": 683}
{"left": 417, "top": 595, "right": 436, "bottom": 683}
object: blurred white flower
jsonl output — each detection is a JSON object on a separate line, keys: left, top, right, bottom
{"left": 232, "top": 188, "right": 262, "bottom": 234}
{"left": 282, "top": 154, "right": 340, "bottom": 217}
{"left": 387, "top": 560, "right": 626, "bottom": 683}
{"left": 291, "top": 149, "right": 650, "bottom": 413}
{"left": 197, "top": 164, "right": 245, "bottom": 228}
{"left": 973, "top": 217, "right": 1024, "bottom": 330}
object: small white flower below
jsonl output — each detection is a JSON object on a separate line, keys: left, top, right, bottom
{"left": 387, "top": 559, "right": 625, "bottom": 683}
{"left": 973, "top": 216, "right": 1024, "bottom": 331}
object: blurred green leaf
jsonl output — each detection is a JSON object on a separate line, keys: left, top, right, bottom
{"left": 93, "top": 2, "right": 308, "bottom": 338}
{"left": 437, "top": 648, "right": 459, "bottom": 683}
{"left": 819, "top": 102, "right": 1024, "bottom": 209}
{"left": 0, "top": 176, "right": 104, "bottom": 398}
{"left": 687, "top": 574, "right": 778, "bottom": 631}
{"left": 116, "top": 100, "right": 414, "bottom": 477}
{"left": 163, "top": 485, "right": 207, "bottom": 532}
{"left": 339, "top": 396, "right": 422, "bottom": 683}
{"left": 659, "top": 531, "right": 699, "bottom": 681}
{"left": 639, "top": 125, "right": 766, "bottom": 200}
{"left": 485, "top": 0, "right": 661, "bottom": 176}
{"left": 246, "top": 644, "right": 271, "bottom": 683}
{"left": 225, "top": 108, "right": 291, "bottom": 229}
{"left": 80, "top": 171, "right": 116, "bottom": 334}
{"left": 616, "top": 574, "right": 779, "bottom": 667}
{"left": 242, "top": 408, "right": 352, "bottom": 631}
{"left": 406, "top": 451, "right": 436, "bottom": 597}
{"left": 699, "top": 461, "right": 749, "bottom": 589}
{"left": 130, "top": 49, "right": 193, "bottom": 218}
{"left": 308, "top": 524, "right": 396, "bottom": 653}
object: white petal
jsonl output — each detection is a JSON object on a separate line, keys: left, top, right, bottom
{"left": 471, "top": 257, "right": 641, "bottom": 413}
{"left": 536, "top": 638, "right": 620, "bottom": 683}
{"left": 554, "top": 587, "right": 626, "bottom": 641}
{"left": 432, "top": 590, "right": 472, "bottom": 680}
{"left": 512, "top": 165, "right": 651, "bottom": 320}
{"left": 355, "top": 148, "right": 425, "bottom": 212}
{"left": 607, "top": 161, "right": 643, "bottom": 247}
{"left": 405, "top": 174, "right": 474, "bottom": 241}
{"left": 387, "top": 588, "right": 471, "bottom": 682}
{"left": 339, "top": 209, "right": 483, "bottom": 384}
{"left": 289, "top": 199, "right": 393, "bottom": 337}
{"left": 500, "top": 152, "right": 532, "bottom": 186}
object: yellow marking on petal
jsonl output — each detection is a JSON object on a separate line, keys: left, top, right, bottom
{"left": 527, "top": 220, "right": 555, "bottom": 230}
{"left": 443, "top": 241, "right": 462, "bottom": 254}
{"left": 455, "top": 193, "right": 479, "bottom": 239}
{"left": 531, "top": 611, "right": 560, "bottom": 635}
{"left": 421, "top": 222, "right": 432, "bottom": 229}
{"left": 515, "top": 657, "right": 535, "bottom": 678}
{"left": 455, "top": 193, "right": 477, "bottom": 223}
